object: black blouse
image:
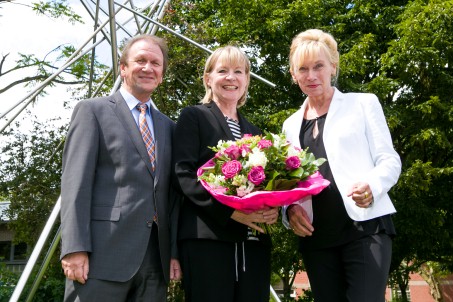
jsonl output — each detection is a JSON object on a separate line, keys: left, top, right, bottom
{"left": 297, "top": 114, "right": 395, "bottom": 251}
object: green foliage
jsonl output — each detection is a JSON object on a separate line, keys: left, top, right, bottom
{"left": 163, "top": 2, "right": 453, "bottom": 298}
{"left": 270, "top": 223, "right": 304, "bottom": 301}
{"left": 247, "top": 108, "right": 297, "bottom": 134}
{"left": 0, "top": 260, "right": 65, "bottom": 302}
{"left": 0, "top": 263, "right": 18, "bottom": 302}
{"left": 297, "top": 289, "right": 314, "bottom": 302}
{"left": 0, "top": 117, "right": 65, "bottom": 245}
{"left": 0, "top": 117, "right": 66, "bottom": 301}
{"left": 1, "top": 0, "right": 452, "bottom": 300}
{"left": 27, "top": 274, "right": 65, "bottom": 302}
{"left": 32, "top": 0, "right": 83, "bottom": 24}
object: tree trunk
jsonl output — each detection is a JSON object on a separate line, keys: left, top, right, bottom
{"left": 419, "top": 264, "right": 444, "bottom": 302}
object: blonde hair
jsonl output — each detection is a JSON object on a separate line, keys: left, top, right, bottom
{"left": 201, "top": 46, "right": 251, "bottom": 108}
{"left": 289, "top": 29, "right": 339, "bottom": 77}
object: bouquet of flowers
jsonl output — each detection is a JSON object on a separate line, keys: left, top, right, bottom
{"left": 197, "top": 132, "right": 330, "bottom": 213}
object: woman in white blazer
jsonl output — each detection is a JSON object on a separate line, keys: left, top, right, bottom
{"left": 282, "top": 29, "right": 401, "bottom": 302}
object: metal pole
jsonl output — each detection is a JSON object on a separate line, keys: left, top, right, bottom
{"left": 7, "top": 2, "right": 280, "bottom": 300}
{"left": 270, "top": 285, "right": 282, "bottom": 302}
{"left": 150, "top": 0, "right": 168, "bottom": 35}
{"left": 25, "top": 227, "right": 62, "bottom": 302}
{"left": 115, "top": 1, "right": 277, "bottom": 88}
{"left": 108, "top": 0, "right": 119, "bottom": 80}
{"left": 9, "top": 197, "right": 61, "bottom": 302}
{"left": 0, "top": 20, "right": 109, "bottom": 124}
{"left": 0, "top": 38, "right": 105, "bottom": 134}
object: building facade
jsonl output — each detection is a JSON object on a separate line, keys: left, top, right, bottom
{"left": 0, "top": 202, "right": 27, "bottom": 273}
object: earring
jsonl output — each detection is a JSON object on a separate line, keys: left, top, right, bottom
{"left": 331, "top": 75, "right": 338, "bottom": 86}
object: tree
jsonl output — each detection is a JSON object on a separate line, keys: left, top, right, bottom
{"left": 1, "top": 0, "right": 452, "bottom": 300}
{"left": 162, "top": 1, "right": 453, "bottom": 300}
{"left": 270, "top": 224, "right": 305, "bottom": 301}
{"left": 378, "top": 1, "right": 453, "bottom": 300}
{"left": 0, "top": 0, "right": 112, "bottom": 127}
{"left": 0, "top": 117, "right": 65, "bottom": 245}
{"left": 0, "top": 0, "right": 86, "bottom": 95}
{"left": 0, "top": 116, "right": 66, "bottom": 301}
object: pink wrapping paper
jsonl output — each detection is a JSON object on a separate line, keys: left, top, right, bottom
{"left": 197, "top": 159, "right": 330, "bottom": 213}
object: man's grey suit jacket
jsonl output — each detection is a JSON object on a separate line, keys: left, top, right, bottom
{"left": 60, "top": 91, "right": 178, "bottom": 283}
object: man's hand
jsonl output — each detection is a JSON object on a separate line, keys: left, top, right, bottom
{"left": 61, "top": 252, "right": 89, "bottom": 284}
{"left": 170, "top": 258, "right": 182, "bottom": 281}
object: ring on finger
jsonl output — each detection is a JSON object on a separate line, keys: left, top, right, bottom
{"left": 364, "top": 191, "right": 369, "bottom": 199}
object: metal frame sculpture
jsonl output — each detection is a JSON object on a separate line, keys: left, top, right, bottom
{"left": 5, "top": 1, "right": 279, "bottom": 301}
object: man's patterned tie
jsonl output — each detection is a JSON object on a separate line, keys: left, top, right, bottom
{"left": 136, "top": 103, "right": 156, "bottom": 172}
{"left": 136, "top": 103, "right": 158, "bottom": 224}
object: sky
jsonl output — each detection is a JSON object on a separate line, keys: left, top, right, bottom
{"left": 0, "top": 0, "right": 153, "bottom": 138}
{"left": 1, "top": 1, "right": 95, "bottom": 132}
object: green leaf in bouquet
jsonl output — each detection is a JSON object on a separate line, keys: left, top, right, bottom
{"left": 274, "top": 179, "right": 300, "bottom": 191}
{"left": 300, "top": 152, "right": 315, "bottom": 166}
{"left": 313, "top": 158, "right": 327, "bottom": 166}
{"left": 288, "top": 167, "right": 305, "bottom": 178}
{"left": 265, "top": 170, "right": 280, "bottom": 190}
{"left": 265, "top": 179, "right": 274, "bottom": 191}
{"left": 301, "top": 170, "right": 311, "bottom": 180}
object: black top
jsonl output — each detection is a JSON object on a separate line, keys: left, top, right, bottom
{"left": 174, "top": 102, "right": 270, "bottom": 245}
{"left": 297, "top": 114, "right": 395, "bottom": 251}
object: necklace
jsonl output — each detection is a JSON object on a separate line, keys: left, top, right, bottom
{"left": 224, "top": 115, "right": 239, "bottom": 123}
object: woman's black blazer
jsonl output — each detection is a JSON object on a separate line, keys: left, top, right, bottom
{"left": 173, "top": 102, "right": 262, "bottom": 242}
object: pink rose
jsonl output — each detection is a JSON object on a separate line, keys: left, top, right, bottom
{"left": 257, "top": 139, "right": 273, "bottom": 149}
{"left": 243, "top": 134, "right": 253, "bottom": 138}
{"left": 222, "top": 160, "right": 242, "bottom": 179}
{"left": 285, "top": 156, "right": 301, "bottom": 170}
{"left": 248, "top": 166, "right": 266, "bottom": 185}
{"left": 224, "top": 145, "right": 241, "bottom": 160}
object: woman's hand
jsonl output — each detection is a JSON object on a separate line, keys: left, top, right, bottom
{"left": 231, "top": 207, "right": 279, "bottom": 233}
{"left": 347, "top": 182, "right": 374, "bottom": 208}
{"left": 288, "top": 204, "right": 314, "bottom": 237}
{"left": 261, "top": 207, "right": 279, "bottom": 225}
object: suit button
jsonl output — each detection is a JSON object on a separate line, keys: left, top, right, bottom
{"left": 146, "top": 221, "right": 153, "bottom": 228}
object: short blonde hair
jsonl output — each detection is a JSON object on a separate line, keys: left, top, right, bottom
{"left": 289, "top": 29, "right": 339, "bottom": 76}
{"left": 201, "top": 46, "right": 251, "bottom": 108}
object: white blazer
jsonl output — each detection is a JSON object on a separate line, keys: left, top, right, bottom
{"left": 282, "top": 88, "right": 401, "bottom": 222}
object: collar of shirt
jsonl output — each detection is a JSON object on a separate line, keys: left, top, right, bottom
{"left": 120, "top": 87, "right": 152, "bottom": 112}
{"left": 119, "top": 87, "right": 155, "bottom": 136}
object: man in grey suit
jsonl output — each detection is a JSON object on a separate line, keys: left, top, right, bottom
{"left": 60, "top": 34, "right": 181, "bottom": 301}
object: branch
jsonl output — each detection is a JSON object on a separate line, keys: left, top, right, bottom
{"left": 0, "top": 75, "right": 48, "bottom": 94}
{"left": 0, "top": 61, "right": 42, "bottom": 77}
{"left": 0, "top": 53, "right": 9, "bottom": 74}
{"left": 0, "top": 75, "right": 84, "bottom": 94}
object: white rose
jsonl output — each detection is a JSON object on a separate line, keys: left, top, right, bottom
{"left": 245, "top": 148, "right": 268, "bottom": 168}
{"left": 287, "top": 145, "right": 300, "bottom": 157}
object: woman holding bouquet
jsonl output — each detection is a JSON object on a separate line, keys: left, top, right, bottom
{"left": 173, "top": 46, "right": 279, "bottom": 302}
{"left": 282, "top": 29, "right": 401, "bottom": 302}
